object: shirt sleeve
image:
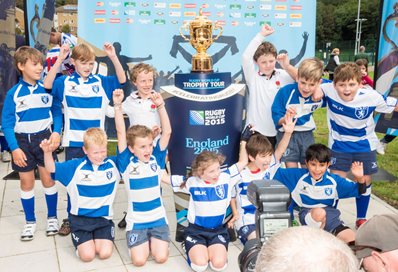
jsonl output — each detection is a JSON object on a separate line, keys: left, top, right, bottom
{"left": 1, "top": 90, "right": 19, "bottom": 151}
{"left": 51, "top": 93, "right": 63, "bottom": 134}
{"left": 98, "top": 75, "right": 121, "bottom": 100}
{"left": 52, "top": 76, "right": 66, "bottom": 103}
{"left": 333, "top": 174, "right": 360, "bottom": 199}
{"left": 374, "top": 93, "right": 397, "bottom": 114}
{"left": 242, "top": 33, "right": 263, "bottom": 86}
{"left": 116, "top": 147, "right": 133, "bottom": 174}
{"left": 224, "top": 164, "right": 242, "bottom": 187}
{"left": 273, "top": 168, "right": 301, "bottom": 192}
{"left": 153, "top": 143, "right": 167, "bottom": 170}
{"left": 52, "top": 159, "right": 82, "bottom": 186}
{"left": 272, "top": 86, "right": 289, "bottom": 128}
{"left": 170, "top": 175, "right": 189, "bottom": 194}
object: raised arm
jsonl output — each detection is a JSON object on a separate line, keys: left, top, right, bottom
{"left": 40, "top": 138, "right": 56, "bottom": 173}
{"left": 43, "top": 44, "right": 70, "bottom": 89}
{"left": 151, "top": 92, "right": 172, "bottom": 150}
{"left": 104, "top": 43, "right": 126, "bottom": 84}
{"left": 277, "top": 53, "right": 298, "bottom": 81}
{"left": 113, "top": 89, "right": 127, "bottom": 151}
{"left": 236, "top": 125, "right": 254, "bottom": 171}
{"left": 274, "top": 112, "right": 296, "bottom": 161}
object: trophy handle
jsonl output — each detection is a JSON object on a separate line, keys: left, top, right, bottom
{"left": 213, "top": 24, "right": 223, "bottom": 41}
{"left": 179, "top": 24, "right": 190, "bottom": 41}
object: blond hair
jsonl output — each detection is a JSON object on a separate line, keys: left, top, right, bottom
{"left": 126, "top": 125, "right": 154, "bottom": 147}
{"left": 71, "top": 43, "right": 95, "bottom": 62}
{"left": 332, "top": 48, "right": 340, "bottom": 54}
{"left": 83, "top": 128, "right": 107, "bottom": 149}
{"left": 334, "top": 62, "right": 362, "bottom": 84}
{"left": 191, "top": 151, "right": 226, "bottom": 177}
{"left": 14, "top": 46, "right": 43, "bottom": 74}
{"left": 129, "top": 63, "right": 157, "bottom": 83}
{"left": 298, "top": 58, "right": 324, "bottom": 82}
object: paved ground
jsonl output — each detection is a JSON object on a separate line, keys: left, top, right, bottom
{"left": 1, "top": 156, "right": 397, "bottom": 272}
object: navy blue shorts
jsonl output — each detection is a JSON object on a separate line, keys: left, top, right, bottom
{"left": 330, "top": 150, "right": 378, "bottom": 175}
{"left": 184, "top": 223, "right": 229, "bottom": 255}
{"left": 237, "top": 224, "right": 256, "bottom": 245}
{"left": 70, "top": 214, "right": 115, "bottom": 248}
{"left": 65, "top": 147, "right": 85, "bottom": 161}
{"left": 277, "top": 131, "right": 314, "bottom": 164}
{"left": 299, "top": 207, "right": 345, "bottom": 234}
{"left": 13, "top": 129, "right": 57, "bottom": 172}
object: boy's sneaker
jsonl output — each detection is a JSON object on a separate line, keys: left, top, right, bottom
{"left": 46, "top": 218, "right": 59, "bottom": 236}
{"left": 376, "top": 141, "right": 387, "bottom": 155}
{"left": 21, "top": 223, "right": 36, "bottom": 241}
{"left": 59, "top": 218, "right": 71, "bottom": 236}
{"left": 356, "top": 219, "right": 367, "bottom": 229}
{"left": 1, "top": 151, "right": 11, "bottom": 162}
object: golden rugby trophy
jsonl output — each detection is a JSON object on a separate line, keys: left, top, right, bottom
{"left": 180, "top": 9, "right": 223, "bottom": 72}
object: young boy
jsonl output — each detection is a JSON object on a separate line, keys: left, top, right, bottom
{"left": 1, "top": 46, "right": 62, "bottom": 240}
{"left": 314, "top": 62, "right": 398, "bottom": 228}
{"left": 242, "top": 23, "right": 297, "bottom": 147}
{"left": 229, "top": 113, "right": 296, "bottom": 245}
{"left": 274, "top": 144, "right": 366, "bottom": 243}
{"left": 271, "top": 58, "right": 326, "bottom": 168}
{"left": 44, "top": 42, "right": 126, "bottom": 235}
{"left": 40, "top": 128, "right": 120, "bottom": 262}
{"left": 113, "top": 88, "right": 172, "bottom": 267}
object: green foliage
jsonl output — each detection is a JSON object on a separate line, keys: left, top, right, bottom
{"left": 61, "top": 24, "right": 71, "bottom": 34}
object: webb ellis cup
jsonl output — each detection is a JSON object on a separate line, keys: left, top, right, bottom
{"left": 180, "top": 9, "right": 223, "bottom": 72}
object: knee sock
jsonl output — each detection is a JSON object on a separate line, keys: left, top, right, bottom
{"left": 190, "top": 263, "right": 208, "bottom": 272}
{"left": 356, "top": 185, "right": 371, "bottom": 219}
{"left": 209, "top": 261, "right": 228, "bottom": 272}
{"left": 21, "top": 190, "right": 35, "bottom": 222}
{"left": 67, "top": 193, "right": 71, "bottom": 216}
{"left": 44, "top": 185, "right": 58, "bottom": 218}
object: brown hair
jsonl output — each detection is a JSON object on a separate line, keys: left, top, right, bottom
{"left": 129, "top": 63, "right": 157, "bottom": 83}
{"left": 246, "top": 134, "right": 274, "bottom": 159}
{"left": 191, "top": 151, "right": 226, "bottom": 177}
{"left": 83, "top": 128, "right": 107, "bottom": 149}
{"left": 333, "top": 62, "right": 362, "bottom": 84}
{"left": 71, "top": 43, "right": 95, "bottom": 62}
{"left": 355, "top": 59, "right": 368, "bottom": 72}
{"left": 253, "top": 41, "right": 277, "bottom": 62}
{"left": 126, "top": 125, "right": 154, "bottom": 147}
{"left": 14, "top": 46, "right": 43, "bottom": 74}
{"left": 297, "top": 58, "right": 324, "bottom": 82}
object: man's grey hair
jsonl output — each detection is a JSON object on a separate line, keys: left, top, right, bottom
{"left": 255, "top": 226, "right": 358, "bottom": 272}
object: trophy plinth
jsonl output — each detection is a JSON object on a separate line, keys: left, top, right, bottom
{"left": 180, "top": 9, "right": 223, "bottom": 73}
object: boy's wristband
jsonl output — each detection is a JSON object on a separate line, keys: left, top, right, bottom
{"left": 157, "top": 103, "right": 165, "bottom": 109}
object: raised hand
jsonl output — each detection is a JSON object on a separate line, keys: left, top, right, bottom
{"left": 277, "top": 53, "right": 290, "bottom": 69}
{"left": 58, "top": 44, "right": 70, "bottom": 62}
{"left": 260, "top": 23, "right": 275, "bottom": 37}
{"left": 150, "top": 92, "right": 165, "bottom": 108}
{"left": 112, "top": 89, "right": 124, "bottom": 104}
{"left": 241, "top": 124, "right": 256, "bottom": 142}
{"left": 103, "top": 42, "right": 116, "bottom": 59}
{"left": 282, "top": 111, "right": 297, "bottom": 134}
{"left": 351, "top": 162, "right": 364, "bottom": 183}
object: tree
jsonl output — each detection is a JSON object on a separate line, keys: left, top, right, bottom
{"left": 61, "top": 24, "right": 70, "bottom": 34}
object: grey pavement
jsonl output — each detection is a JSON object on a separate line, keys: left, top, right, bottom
{"left": 0, "top": 156, "right": 397, "bottom": 272}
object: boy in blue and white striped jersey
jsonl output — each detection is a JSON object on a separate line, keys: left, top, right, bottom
{"left": 274, "top": 144, "right": 366, "bottom": 244}
{"left": 314, "top": 62, "right": 398, "bottom": 228}
{"left": 170, "top": 149, "right": 248, "bottom": 272}
{"left": 1, "top": 46, "right": 63, "bottom": 241}
{"left": 44, "top": 42, "right": 126, "bottom": 235}
{"left": 272, "top": 58, "right": 327, "bottom": 168}
{"left": 41, "top": 127, "right": 120, "bottom": 262}
{"left": 113, "top": 89, "right": 172, "bottom": 267}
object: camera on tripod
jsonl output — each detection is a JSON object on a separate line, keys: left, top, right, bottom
{"left": 238, "top": 179, "right": 292, "bottom": 272}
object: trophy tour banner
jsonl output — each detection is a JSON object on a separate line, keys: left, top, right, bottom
{"left": 374, "top": 0, "right": 398, "bottom": 136}
{"left": 78, "top": 0, "right": 316, "bottom": 85}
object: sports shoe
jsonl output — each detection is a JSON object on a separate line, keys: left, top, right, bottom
{"left": 21, "top": 223, "right": 36, "bottom": 241}
{"left": 46, "top": 218, "right": 59, "bottom": 236}
{"left": 376, "top": 141, "right": 387, "bottom": 155}
{"left": 59, "top": 218, "right": 71, "bottom": 236}
{"left": 356, "top": 219, "right": 367, "bottom": 229}
{"left": 1, "top": 151, "right": 11, "bottom": 162}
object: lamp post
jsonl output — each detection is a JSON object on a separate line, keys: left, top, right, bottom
{"left": 355, "top": 18, "right": 367, "bottom": 54}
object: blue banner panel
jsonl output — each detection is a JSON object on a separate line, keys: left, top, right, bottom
{"left": 375, "top": 0, "right": 398, "bottom": 136}
{"left": 26, "top": 0, "right": 55, "bottom": 53}
{"left": 0, "top": 0, "right": 17, "bottom": 125}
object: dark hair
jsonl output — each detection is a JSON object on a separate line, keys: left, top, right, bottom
{"left": 305, "top": 144, "right": 331, "bottom": 163}
{"left": 253, "top": 41, "right": 277, "bottom": 61}
{"left": 246, "top": 133, "right": 273, "bottom": 159}
{"left": 355, "top": 59, "right": 368, "bottom": 72}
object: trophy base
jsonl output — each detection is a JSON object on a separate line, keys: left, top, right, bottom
{"left": 191, "top": 56, "right": 213, "bottom": 73}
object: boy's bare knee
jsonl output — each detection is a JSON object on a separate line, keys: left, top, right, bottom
{"left": 311, "top": 207, "right": 326, "bottom": 222}
{"left": 154, "top": 253, "right": 168, "bottom": 264}
{"left": 132, "top": 257, "right": 147, "bottom": 267}
{"left": 98, "top": 248, "right": 113, "bottom": 259}
{"left": 79, "top": 251, "right": 95, "bottom": 262}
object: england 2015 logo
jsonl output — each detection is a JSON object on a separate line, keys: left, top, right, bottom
{"left": 189, "top": 109, "right": 226, "bottom": 126}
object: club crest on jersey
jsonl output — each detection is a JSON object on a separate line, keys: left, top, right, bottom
{"left": 330, "top": 157, "right": 337, "bottom": 165}
{"left": 215, "top": 184, "right": 225, "bottom": 199}
{"left": 92, "top": 85, "right": 100, "bottom": 93}
{"left": 106, "top": 170, "right": 113, "bottom": 180}
{"left": 41, "top": 95, "right": 49, "bottom": 104}
{"left": 355, "top": 106, "right": 369, "bottom": 119}
{"left": 150, "top": 163, "right": 157, "bottom": 172}
{"left": 263, "top": 172, "right": 270, "bottom": 180}
{"left": 324, "top": 188, "right": 333, "bottom": 196}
